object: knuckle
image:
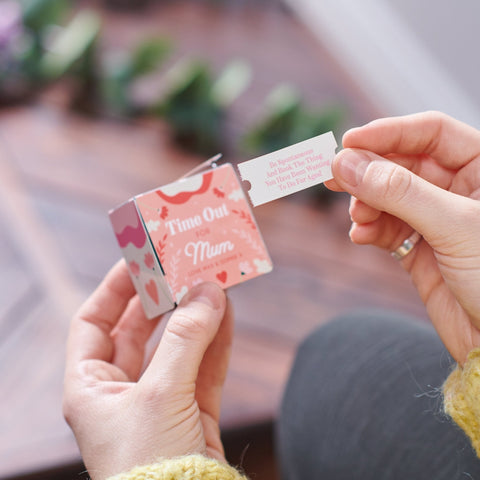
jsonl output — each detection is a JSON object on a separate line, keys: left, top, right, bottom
{"left": 62, "top": 392, "right": 83, "bottom": 427}
{"left": 383, "top": 164, "right": 412, "bottom": 203}
{"left": 165, "top": 308, "right": 207, "bottom": 342}
{"left": 62, "top": 398, "right": 72, "bottom": 425}
{"left": 418, "top": 110, "right": 450, "bottom": 132}
{"left": 422, "top": 110, "right": 447, "bottom": 122}
{"left": 136, "top": 382, "right": 168, "bottom": 407}
{"left": 348, "top": 196, "right": 357, "bottom": 218}
{"left": 455, "top": 198, "right": 480, "bottom": 232}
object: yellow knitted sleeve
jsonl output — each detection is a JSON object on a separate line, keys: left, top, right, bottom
{"left": 106, "top": 454, "right": 248, "bottom": 480}
{"left": 444, "top": 348, "right": 480, "bottom": 457}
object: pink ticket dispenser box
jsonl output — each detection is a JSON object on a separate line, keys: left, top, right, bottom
{"left": 109, "top": 163, "right": 273, "bottom": 319}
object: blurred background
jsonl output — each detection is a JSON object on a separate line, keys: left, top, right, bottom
{"left": 0, "top": 0, "right": 475, "bottom": 478}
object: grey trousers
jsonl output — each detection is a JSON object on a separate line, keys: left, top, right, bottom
{"left": 277, "top": 311, "right": 480, "bottom": 479}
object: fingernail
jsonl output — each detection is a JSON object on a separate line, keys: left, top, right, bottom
{"left": 181, "top": 282, "right": 223, "bottom": 310}
{"left": 335, "top": 149, "right": 370, "bottom": 187}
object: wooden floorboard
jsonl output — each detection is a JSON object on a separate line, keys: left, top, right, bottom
{"left": 0, "top": 1, "right": 424, "bottom": 478}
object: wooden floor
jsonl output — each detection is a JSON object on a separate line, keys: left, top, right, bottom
{"left": 0, "top": 2, "right": 427, "bottom": 479}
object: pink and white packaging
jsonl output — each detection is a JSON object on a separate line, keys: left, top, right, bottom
{"left": 109, "top": 163, "right": 273, "bottom": 319}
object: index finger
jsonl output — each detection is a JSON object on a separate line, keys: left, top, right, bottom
{"left": 66, "top": 260, "right": 136, "bottom": 368}
{"left": 343, "top": 111, "right": 480, "bottom": 169}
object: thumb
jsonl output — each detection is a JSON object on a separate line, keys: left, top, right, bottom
{"left": 140, "top": 282, "right": 227, "bottom": 388}
{"left": 332, "top": 148, "right": 473, "bottom": 241}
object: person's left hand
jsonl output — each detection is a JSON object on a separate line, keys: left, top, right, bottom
{"left": 63, "top": 261, "right": 233, "bottom": 480}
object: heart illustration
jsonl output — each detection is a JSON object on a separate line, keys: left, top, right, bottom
{"left": 128, "top": 260, "right": 140, "bottom": 277}
{"left": 216, "top": 271, "right": 228, "bottom": 283}
{"left": 175, "top": 285, "right": 189, "bottom": 304}
{"left": 145, "top": 279, "right": 159, "bottom": 305}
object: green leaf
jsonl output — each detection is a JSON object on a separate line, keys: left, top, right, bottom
{"left": 39, "top": 10, "right": 101, "bottom": 80}
{"left": 210, "top": 59, "right": 251, "bottom": 108}
{"left": 127, "top": 37, "right": 171, "bottom": 79}
{"left": 21, "top": 0, "right": 70, "bottom": 31}
{"left": 242, "top": 84, "right": 345, "bottom": 156}
{"left": 153, "top": 59, "right": 224, "bottom": 155}
{"left": 242, "top": 84, "right": 302, "bottom": 154}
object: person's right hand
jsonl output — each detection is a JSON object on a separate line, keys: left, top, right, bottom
{"left": 325, "top": 111, "right": 480, "bottom": 365}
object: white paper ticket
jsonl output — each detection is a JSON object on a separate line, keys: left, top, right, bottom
{"left": 237, "top": 132, "right": 338, "bottom": 207}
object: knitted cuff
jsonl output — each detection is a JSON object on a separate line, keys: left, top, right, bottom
{"left": 443, "top": 348, "right": 480, "bottom": 457}
{"left": 106, "top": 454, "right": 248, "bottom": 480}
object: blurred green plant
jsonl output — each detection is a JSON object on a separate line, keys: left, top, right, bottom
{"left": 0, "top": 0, "right": 172, "bottom": 116}
{"left": 40, "top": 10, "right": 100, "bottom": 80}
{"left": 243, "top": 84, "right": 344, "bottom": 155}
{"left": 102, "top": 37, "right": 172, "bottom": 116}
{"left": 21, "top": 0, "right": 68, "bottom": 29}
{"left": 21, "top": 0, "right": 70, "bottom": 80}
{"left": 0, "top": 0, "right": 348, "bottom": 176}
{"left": 0, "top": 0, "right": 101, "bottom": 104}
{"left": 242, "top": 84, "right": 345, "bottom": 204}
{"left": 153, "top": 58, "right": 251, "bottom": 155}
{"left": 0, "top": 1, "right": 39, "bottom": 103}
